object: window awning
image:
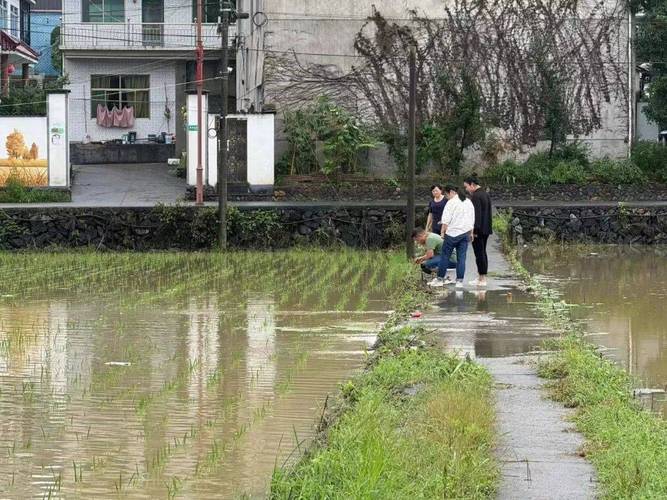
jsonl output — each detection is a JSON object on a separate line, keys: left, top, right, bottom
{"left": 0, "top": 31, "right": 39, "bottom": 64}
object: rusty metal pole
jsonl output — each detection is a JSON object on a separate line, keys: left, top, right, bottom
{"left": 195, "top": 0, "right": 204, "bottom": 205}
{"left": 218, "top": 8, "right": 229, "bottom": 248}
{"left": 406, "top": 44, "right": 416, "bottom": 260}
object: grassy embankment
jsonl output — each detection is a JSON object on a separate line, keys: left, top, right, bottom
{"left": 496, "top": 211, "right": 667, "bottom": 498}
{"left": 270, "top": 259, "right": 498, "bottom": 499}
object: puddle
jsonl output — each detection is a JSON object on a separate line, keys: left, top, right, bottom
{"left": 0, "top": 252, "right": 394, "bottom": 498}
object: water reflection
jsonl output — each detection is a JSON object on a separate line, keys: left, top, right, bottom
{"left": 0, "top": 282, "right": 385, "bottom": 498}
{"left": 425, "top": 283, "right": 557, "bottom": 361}
{"left": 521, "top": 245, "right": 667, "bottom": 415}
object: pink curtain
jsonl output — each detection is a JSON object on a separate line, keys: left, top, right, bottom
{"left": 96, "top": 105, "right": 135, "bottom": 128}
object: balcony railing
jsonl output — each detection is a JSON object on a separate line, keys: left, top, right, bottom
{"left": 60, "top": 22, "right": 234, "bottom": 50}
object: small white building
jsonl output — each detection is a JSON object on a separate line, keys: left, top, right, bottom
{"left": 60, "top": 0, "right": 236, "bottom": 150}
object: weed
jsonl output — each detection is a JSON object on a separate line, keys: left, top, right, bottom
{"left": 498, "top": 231, "right": 667, "bottom": 498}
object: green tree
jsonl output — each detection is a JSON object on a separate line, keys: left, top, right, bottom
{"left": 415, "top": 70, "right": 485, "bottom": 174}
{"left": 51, "top": 26, "right": 62, "bottom": 74}
{"left": 645, "top": 76, "right": 667, "bottom": 129}
{"left": 633, "top": 0, "right": 667, "bottom": 128}
{"left": 533, "top": 47, "right": 571, "bottom": 156}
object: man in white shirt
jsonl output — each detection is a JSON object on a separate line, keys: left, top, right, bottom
{"left": 428, "top": 184, "right": 475, "bottom": 288}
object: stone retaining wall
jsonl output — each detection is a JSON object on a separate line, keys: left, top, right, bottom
{"left": 0, "top": 205, "right": 422, "bottom": 250}
{"left": 506, "top": 206, "right": 667, "bottom": 245}
{"left": 1, "top": 204, "right": 665, "bottom": 250}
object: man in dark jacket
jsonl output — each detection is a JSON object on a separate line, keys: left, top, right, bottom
{"left": 464, "top": 175, "right": 493, "bottom": 287}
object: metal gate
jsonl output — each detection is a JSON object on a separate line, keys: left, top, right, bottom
{"left": 226, "top": 117, "right": 247, "bottom": 184}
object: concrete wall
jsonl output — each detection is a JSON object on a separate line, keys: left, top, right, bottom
{"left": 64, "top": 58, "right": 177, "bottom": 142}
{"left": 236, "top": 1, "right": 630, "bottom": 161}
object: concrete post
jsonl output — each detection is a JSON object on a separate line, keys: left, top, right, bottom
{"left": 186, "top": 90, "right": 208, "bottom": 186}
{"left": 47, "top": 90, "right": 70, "bottom": 187}
{"left": 246, "top": 113, "right": 275, "bottom": 192}
{"left": 207, "top": 113, "right": 217, "bottom": 187}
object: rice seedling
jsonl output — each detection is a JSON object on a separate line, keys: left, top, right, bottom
{"left": 0, "top": 249, "right": 411, "bottom": 499}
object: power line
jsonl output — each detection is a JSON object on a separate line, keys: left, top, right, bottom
{"left": 261, "top": 11, "right": 630, "bottom": 22}
{"left": 22, "top": 28, "right": 650, "bottom": 66}
{"left": 0, "top": 75, "right": 223, "bottom": 108}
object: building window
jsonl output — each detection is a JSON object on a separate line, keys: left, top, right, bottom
{"left": 91, "top": 75, "right": 150, "bottom": 118}
{"left": 10, "top": 5, "right": 18, "bottom": 37}
{"left": 192, "top": 0, "right": 235, "bottom": 23}
{"left": 82, "top": 0, "right": 124, "bottom": 23}
{"left": 20, "top": 0, "right": 30, "bottom": 45}
{"left": 0, "top": 1, "right": 7, "bottom": 31}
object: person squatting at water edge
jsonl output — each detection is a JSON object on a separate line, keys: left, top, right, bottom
{"left": 428, "top": 185, "right": 475, "bottom": 289}
{"left": 412, "top": 228, "right": 457, "bottom": 283}
{"left": 425, "top": 184, "right": 447, "bottom": 236}
{"left": 464, "top": 174, "right": 493, "bottom": 288}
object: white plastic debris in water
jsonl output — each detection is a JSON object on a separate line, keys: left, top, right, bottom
{"left": 104, "top": 362, "right": 131, "bottom": 367}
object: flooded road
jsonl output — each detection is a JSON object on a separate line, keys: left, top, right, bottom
{"left": 521, "top": 245, "right": 667, "bottom": 413}
{"left": 0, "top": 251, "right": 396, "bottom": 499}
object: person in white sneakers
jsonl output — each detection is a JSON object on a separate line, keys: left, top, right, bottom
{"left": 411, "top": 228, "right": 457, "bottom": 283}
{"left": 428, "top": 185, "right": 475, "bottom": 289}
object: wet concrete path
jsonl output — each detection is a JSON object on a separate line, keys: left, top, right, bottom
{"left": 417, "top": 237, "right": 597, "bottom": 499}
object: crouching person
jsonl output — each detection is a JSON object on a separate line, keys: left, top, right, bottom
{"left": 412, "top": 228, "right": 456, "bottom": 281}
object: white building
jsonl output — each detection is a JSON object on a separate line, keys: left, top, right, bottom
{"left": 235, "top": 1, "right": 632, "bottom": 159}
{"left": 60, "top": 0, "right": 632, "bottom": 160}
{"left": 61, "top": 0, "right": 236, "bottom": 149}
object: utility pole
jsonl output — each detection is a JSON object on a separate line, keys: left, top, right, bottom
{"left": 218, "top": 2, "right": 248, "bottom": 249}
{"left": 406, "top": 44, "right": 417, "bottom": 260}
{"left": 628, "top": 10, "right": 635, "bottom": 157}
{"left": 194, "top": 0, "right": 204, "bottom": 204}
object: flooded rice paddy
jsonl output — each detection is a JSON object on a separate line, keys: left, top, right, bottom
{"left": 521, "top": 245, "right": 667, "bottom": 415}
{"left": 0, "top": 251, "right": 405, "bottom": 499}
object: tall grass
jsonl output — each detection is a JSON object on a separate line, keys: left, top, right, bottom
{"left": 495, "top": 221, "right": 667, "bottom": 498}
{"left": 539, "top": 336, "right": 667, "bottom": 498}
{"left": 0, "top": 175, "right": 68, "bottom": 202}
{"left": 270, "top": 278, "right": 498, "bottom": 500}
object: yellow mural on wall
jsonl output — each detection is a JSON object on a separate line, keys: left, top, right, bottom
{"left": 0, "top": 128, "right": 48, "bottom": 187}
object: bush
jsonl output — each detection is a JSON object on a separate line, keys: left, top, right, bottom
{"left": 522, "top": 152, "right": 558, "bottom": 185}
{"left": 0, "top": 176, "right": 70, "bottom": 203}
{"left": 590, "top": 158, "right": 647, "bottom": 185}
{"left": 279, "top": 97, "right": 377, "bottom": 176}
{"left": 0, "top": 77, "right": 69, "bottom": 117}
{"left": 551, "top": 141, "right": 590, "bottom": 167}
{"left": 550, "top": 160, "right": 588, "bottom": 184}
{"left": 632, "top": 141, "right": 667, "bottom": 182}
{"left": 485, "top": 155, "right": 552, "bottom": 186}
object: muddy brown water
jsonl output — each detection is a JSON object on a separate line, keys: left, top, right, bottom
{"left": 0, "top": 258, "right": 389, "bottom": 499}
{"left": 521, "top": 245, "right": 667, "bottom": 415}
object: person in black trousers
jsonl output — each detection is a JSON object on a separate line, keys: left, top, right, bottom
{"left": 464, "top": 174, "right": 493, "bottom": 287}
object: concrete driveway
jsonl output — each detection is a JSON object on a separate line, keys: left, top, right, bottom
{"left": 71, "top": 163, "right": 186, "bottom": 206}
